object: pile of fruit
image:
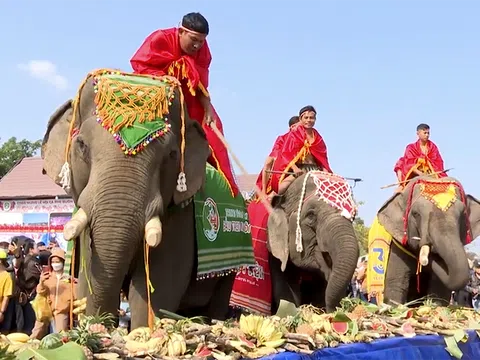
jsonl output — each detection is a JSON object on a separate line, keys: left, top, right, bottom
{"left": 1, "top": 298, "right": 479, "bottom": 359}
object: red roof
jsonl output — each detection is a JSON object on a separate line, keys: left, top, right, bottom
{"left": 0, "top": 157, "right": 67, "bottom": 199}
{"left": 0, "top": 157, "right": 259, "bottom": 200}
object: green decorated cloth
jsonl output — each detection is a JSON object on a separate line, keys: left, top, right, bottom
{"left": 194, "top": 164, "right": 255, "bottom": 279}
{"left": 93, "top": 71, "right": 175, "bottom": 155}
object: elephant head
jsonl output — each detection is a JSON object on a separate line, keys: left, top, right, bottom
{"left": 267, "top": 173, "right": 359, "bottom": 311}
{"left": 41, "top": 75, "right": 210, "bottom": 314}
{"left": 377, "top": 175, "right": 480, "bottom": 291}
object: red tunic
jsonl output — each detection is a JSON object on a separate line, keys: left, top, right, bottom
{"left": 255, "top": 133, "right": 289, "bottom": 192}
{"left": 270, "top": 126, "right": 332, "bottom": 193}
{"left": 130, "top": 27, "right": 238, "bottom": 196}
{"left": 394, "top": 140, "right": 446, "bottom": 182}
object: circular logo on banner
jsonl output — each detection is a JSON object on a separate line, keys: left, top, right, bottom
{"left": 202, "top": 197, "right": 220, "bottom": 242}
{"left": 1, "top": 201, "right": 11, "bottom": 212}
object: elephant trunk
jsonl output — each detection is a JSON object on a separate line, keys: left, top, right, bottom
{"left": 318, "top": 216, "right": 359, "bottom": 312}
{"left": 430, "top": 235, "right": 469, "bottom": 291}
{"left": 85, "top": 163, "right": 150, "bottom": 316}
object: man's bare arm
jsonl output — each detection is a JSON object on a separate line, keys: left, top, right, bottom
{"left": 396, "top": 170, "right": 403, "bottom": 182}
{"left": 262, "top": 156, "right": 275, "bottom": 193}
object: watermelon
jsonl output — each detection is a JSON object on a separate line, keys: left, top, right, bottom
{"left": 40, "top": 333, "right": 63, "bottom": 349}
{"left": 331, "top": 321, "right": 349, "bottom": 335}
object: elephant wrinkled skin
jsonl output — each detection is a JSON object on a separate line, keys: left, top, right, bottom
{"left": 42, "top": 76, "right": 234, "bottom": 328}
{"left": 377, "top": 176, "right": 480, "bottom": 304}
{"left": 267, "top": 174, "right": 359, "bottom": 312}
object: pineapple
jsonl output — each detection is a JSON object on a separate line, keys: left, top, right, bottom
{"left": 295, "top": 323, "right": 315, "bottom": 337}
{"left": 350, "top": 305, "right": 369, "bottom": 320}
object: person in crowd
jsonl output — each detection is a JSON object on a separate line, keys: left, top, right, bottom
{"left": 12, "top": 238, "right": 41, "bottom": 335}
{"left": 118, "top": 290, "right": 131, "bottom": 331}
{"left": 0, "top": 242, "right": 13, "bottom": 272}
{"left": 0, "top": 249, "right": 13, "bottom": 334}
{"left": 31, "top": 248, "right": 76, "bottom": 338}
{"left": 36, "top": 242, "right": 51, "bottom": 267}
{"left": 355, "top": 259, "right": 368, "bottom": 301}
{"left": 465, "top": 260, "right": 480, "bottom": 310}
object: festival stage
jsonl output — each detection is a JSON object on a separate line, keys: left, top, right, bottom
{"left": 262, "top": 331, "right": 480, "bottom": 360}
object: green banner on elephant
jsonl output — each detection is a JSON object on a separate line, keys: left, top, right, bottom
{"left": 194, "top": 164, "right": 255, "bottom": 279}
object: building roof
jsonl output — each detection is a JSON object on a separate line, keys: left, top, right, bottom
{"left": 0, "top": 157, "right": 67, "bottom": 199}
{"left": 0, "top": 156, "right": 259, "bottom": 200}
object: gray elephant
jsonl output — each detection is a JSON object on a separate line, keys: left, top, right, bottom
{"left": 41, "top": 71, "right": 250, "bottom": 328}
{"left": 375, "top": 175, "right": 480, "bottom": 304}
{"left": 267, "top": 172, "right": 359, "bottom": 312}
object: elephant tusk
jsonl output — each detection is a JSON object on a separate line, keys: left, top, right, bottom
{"left": 63, "top": 208, "right": 88, "bottom": 240}
{"left": 145, "top": 216, "right": 162, "bottom": 248}
{"left": 419, "top": 245, "right": 430, "bottom": 266}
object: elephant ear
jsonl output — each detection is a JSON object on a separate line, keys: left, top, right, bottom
{"left": 42, "top": 100, "right": 74, "bottom": 188}
{"left": 267, "top": 206, "right": 289, "bottom": 272}
{"left": 377, "top": 192, "right": 405, "bottom": 241}
{"left": 467, "top": 195, "right": 480, "bottom": 240}
{"left": 173, "top": 119, "right": 210, "bottom": 204}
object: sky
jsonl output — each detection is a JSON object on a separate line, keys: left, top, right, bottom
{"left": 0, "top": 0, "right": 479, "bottom": 249}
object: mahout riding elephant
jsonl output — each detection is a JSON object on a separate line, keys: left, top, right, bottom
{"left": 41, "top": 71, "right": 237, "bottom": 328}
{"left": 375, "top": 175, "right": 480, "bottom": 304}
{"left": 267, "top": 172, "right": 359, "bottom": 312}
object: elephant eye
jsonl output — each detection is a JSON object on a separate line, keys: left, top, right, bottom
{"left": 75, "top": 136, "right": 89, "bottom": 161}
{"left": 169, "top": 149, "right": 178, "bottom": 159}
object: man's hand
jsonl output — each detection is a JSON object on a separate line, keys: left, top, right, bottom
{"left": 413, "top": 169, "right": 424, "bottom": 176}
{"left": 473, "top": 289, "right": 478, "bottom": 295}
{"left": 118, "top": 309, "right": 126, "bottom": 317}
{"left": 203, "top": 105, "right": 214, "bottom": 127}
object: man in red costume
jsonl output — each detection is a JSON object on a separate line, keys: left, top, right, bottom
{"left": 256, "top": 116, "right": 300, "bottom": 196}
{"left": 130, "top": 12, "right": 239, "bottom": 196}
{"left": 394, "top": 123, "right": 446, "bottom": 192}
{"left": 270, "top": 106, "right": 333, "bottom": 195}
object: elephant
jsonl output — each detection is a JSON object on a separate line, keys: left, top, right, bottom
{"left": 376, "top": 175, "right": 480, "bottom": 304}
{"left": 266, "top": 172, "right": 360, "bottom": 312}
{"left": 41, "top": 73, "right": 236, "bottom": 329}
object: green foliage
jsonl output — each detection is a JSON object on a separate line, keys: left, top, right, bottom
{"left": 18, "top": 342, "right": 87, "bottom": 360}
{"left": 354, "top": 201, "right": 370, "bottom": 255}
{"left": 0, "top": 137, "right": 42, "bottom": 178}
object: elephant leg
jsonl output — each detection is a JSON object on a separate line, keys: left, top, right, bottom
{"left": 384, "top": 242, "right": 415, "bottom": 304}
{"left": 269, "top": 255, "right": 301, "bottom": 314}
{"left": 205, "top": 274, "right": 235, "bottom": 320}
{"left": 128, "top": 204, "right": 195, "bottom": 329}
{"left": 300, "top": 274, "right": 326, "bottom": 308}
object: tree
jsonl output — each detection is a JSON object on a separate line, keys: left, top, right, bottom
{"left": 353, "top": 201, "right": 370, "bottom": 255}
{"left": 0, "top": 137, "right": 42, "bottom": 178}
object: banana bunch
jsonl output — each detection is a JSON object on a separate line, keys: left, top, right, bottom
{"left": 239, "top": 314, "right": 264, "bottom": 337}
{"left": 239, "top": 314, "right": 285, "bottom": 348}
{"left": 6, "top": 333, "right": 30, "bottom": 344}
{"left": 72, "top": 297, "right": 87, "bottom": 315}
{"left": 124, "top": 327, "right": 151, "bottom": 342}
{"left": 125, "top": 337, "right": 165, "bottom": 355}
{"left": 163, "top": 333, "right": 187, "bottom": 357}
